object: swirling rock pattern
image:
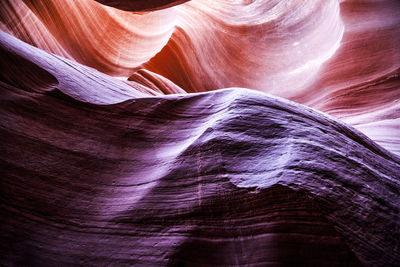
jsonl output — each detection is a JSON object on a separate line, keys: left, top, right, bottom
{"left": 0, "top": 0, "right": 177, "bottom": 76}
{"left": 143, "top": 0, "right": 345, "bottom": 96}
{"left": 0, "top": 0, "right": 399, "bottom": 266}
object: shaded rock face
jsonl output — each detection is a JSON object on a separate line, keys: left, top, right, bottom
{"left": 0, "top": 0, "right": 399, "bottom": 266}
{"left": 2, "top": 76, "right": 398, "bottom": 265}
{"left": 0, "top": 44, "right": 58, "bottom": 93}
{"left": 94, "top": 0, "right": 190, "bottom": 12}
{"left": 167, "top": 185, "right": 363, "bottom": 266}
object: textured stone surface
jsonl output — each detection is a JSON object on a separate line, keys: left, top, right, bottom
{"left": 3, "top": 0, "right": 396, "bottom": 155}
{"left": 0, "top": 0, "right": 177, "bottom": 75}
{"left": 0, "top": 0, "right": 399, "bottom": 266}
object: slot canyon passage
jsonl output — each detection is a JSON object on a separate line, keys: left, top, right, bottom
{"left": 0, "top": 0, "right": 399, "bottom": 266}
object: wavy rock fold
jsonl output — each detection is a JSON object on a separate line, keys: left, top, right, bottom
{"left": 0, "top": 0, "right": 399, "bottom": 266}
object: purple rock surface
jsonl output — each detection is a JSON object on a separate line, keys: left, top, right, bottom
{"left": 0, "top": 0, "right": 399, "bottom": 266}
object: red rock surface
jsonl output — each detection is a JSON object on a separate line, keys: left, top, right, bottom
{"left": 1, "top": 0, "right": 177, "bottom": 75}
{"left": 0, "top": 0, "right": 399, "bottom": 266}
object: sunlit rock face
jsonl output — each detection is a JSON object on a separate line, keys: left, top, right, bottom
{"left": 144, "top": 0, "right": 345, "bottom": 96}
{"left": 0, "top": 0, "right": 399, "bottom": 266}
{"left": 0, "top": 0, "right": 177, "bottom": 75}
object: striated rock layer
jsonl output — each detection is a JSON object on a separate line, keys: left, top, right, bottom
{"left": 0, "top": 0, "right": 177, "bottom": 76}
{"left": 0, "top": 0, "right": 400, "bottom": 266}
{"left": 1, "top": 30, "right": 400, "bottom": 266}
{"left": 1, "top": 0, "right": 398, "bottom": 156}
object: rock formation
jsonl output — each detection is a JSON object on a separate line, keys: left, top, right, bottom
{"left": 0, "top": 0, "right": 399, "bottom": 266}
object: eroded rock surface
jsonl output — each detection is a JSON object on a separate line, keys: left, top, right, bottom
{"left": 0, "top": 0, "right": 399, "bottom": 266}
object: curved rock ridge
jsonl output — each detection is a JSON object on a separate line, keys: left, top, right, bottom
{"left": 128, "top": 68, "right": 187, "bottom": 95}
{"left": 1, "top": 33, "right": 400, "bottom": 265}
{"left": 0, "top": 31, "right": 159, "bottom": 103}
{"left": 1, "top": 84, "right": 399, "bottom": 265}
{"left": 140, "top": 0, "right": 400, "bottom": 155}
{"left": 1, "top": 0, "right": 400, "bottom": 266}
{"left": 0, "top": 0, "right": 177, "bottom": 76}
